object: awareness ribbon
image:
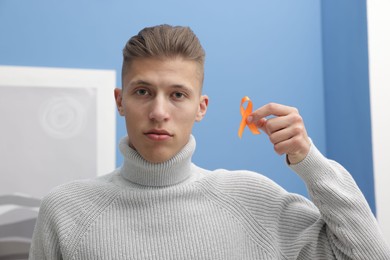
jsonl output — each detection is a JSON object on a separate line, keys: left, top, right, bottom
{"left": 238, "top": 96, "right": 261, "bottom": 138}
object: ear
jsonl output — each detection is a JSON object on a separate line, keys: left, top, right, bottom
{"left": 114, "top": 88, "right": 125, "bottom": 116}
{"left": 195, "top": 95, "right": 209, "bottom": 122}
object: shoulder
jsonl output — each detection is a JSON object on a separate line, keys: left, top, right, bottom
{"left": 43, "top": 171, "right": 118, "bottom": 201}
{"left": 38, "top": 171, "right": 121, "bottom": 226}
{"left": 32, "top": 171, "right": 122, "bottom": 255}
{"left": 197, "top": 169, "right": 287, "bottom": 198}
{"left": 194, "top": 169, "right": 299, "bottom": 213}
{"left": 195, "top": 169, "right": 316, "bottom": 218}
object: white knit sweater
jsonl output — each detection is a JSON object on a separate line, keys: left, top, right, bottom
{"left": 29, "top": 136, "right": 390, "bottom": 259}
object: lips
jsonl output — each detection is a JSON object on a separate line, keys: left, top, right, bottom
{"left": 144, "top": 129, "right": 173, "bottom": 141}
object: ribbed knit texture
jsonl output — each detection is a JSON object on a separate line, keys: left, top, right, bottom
{"left": 29, "top": 136, "right": 390, "bottom": 259}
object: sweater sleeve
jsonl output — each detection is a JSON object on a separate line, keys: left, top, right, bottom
{"left": 28, "top": 195, "right": 63, "bottom": 260}
{"left": 288, "top": 142, "right": 390, "bottom": 259}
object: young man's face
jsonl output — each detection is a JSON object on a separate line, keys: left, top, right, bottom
{"left": 115, "top": 57, "right": 208, "bottom": 163}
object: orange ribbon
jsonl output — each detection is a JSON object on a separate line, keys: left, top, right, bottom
{"left": 238, "top": 96, "right": 261, "bottom": 138}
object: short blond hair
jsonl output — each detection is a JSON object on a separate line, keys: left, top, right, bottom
{"left": 122, "top": 24, "right": 205, "bottom": 86}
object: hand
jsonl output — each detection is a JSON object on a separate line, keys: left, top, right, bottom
{"left": 247, "top": 103, "right": 311, "bottom": 164}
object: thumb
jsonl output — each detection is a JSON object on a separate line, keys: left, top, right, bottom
{"left": 247, "top": 116, "right": 268, "bottom": 135}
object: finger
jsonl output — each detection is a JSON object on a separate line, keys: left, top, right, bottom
{"left": 250, "top": 114, "right": 294, "bottom": 136}
{"left": 248, "top": 103, "right": 297, "bottom": 124}
{"left": 273, "top": 135, "right": 307, "bottom": 156}
{"left": 263, "top": 116, "right": 289, "bottom": 134}
{"left": 268, "top": 127, "right": 295, "bottom": 146}
{"left": 273, "top": 137, "right": 297, "bottom": 155}
{"left": 248, "top": 117, "right": 267, "bottom": 132}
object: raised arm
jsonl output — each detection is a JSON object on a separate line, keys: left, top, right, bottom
{"left": 248, "top": 102, "right": 390, "bottom": 259}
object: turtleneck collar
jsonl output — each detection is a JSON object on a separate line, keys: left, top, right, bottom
{"left": 119, "top": 135, "right": 196, "bottom": 187}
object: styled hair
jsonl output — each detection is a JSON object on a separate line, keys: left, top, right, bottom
{"left": 121, "top": 24, "right": 205, "bottom": 86}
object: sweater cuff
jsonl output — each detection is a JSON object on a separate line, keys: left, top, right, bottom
{"left": 288, "top": 140, "right": 334, "bottom": 185}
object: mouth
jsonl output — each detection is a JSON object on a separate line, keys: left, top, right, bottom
{"left": 144, "top": 129, "right": 173, "bottom": 141}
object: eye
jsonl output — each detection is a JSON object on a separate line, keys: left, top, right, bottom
{"left": 172, "top": 92, "right": 185, "bottom": 99}
{"left": 135, "top": 89, "right": 150, "bottom": 96}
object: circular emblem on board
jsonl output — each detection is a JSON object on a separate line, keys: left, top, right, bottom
{"left": 39, "top": 96, "right": 86, "bottom": 139}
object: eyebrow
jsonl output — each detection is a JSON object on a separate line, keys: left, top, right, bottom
{"left": 170, "top": 84, "right": 194, "bottom": 94}
{"left": 129, "top": 80, "right": 153, "bottom": 87}
{"left": 129, "top": 80, "right": 194, "bottom": 94}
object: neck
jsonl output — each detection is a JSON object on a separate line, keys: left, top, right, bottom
{"left": 119, "top": 135, "right": 196, "bottom": 187}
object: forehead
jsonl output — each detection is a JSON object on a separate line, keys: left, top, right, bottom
{"left": 122, "top": 57, "right": 203, "bottom": 89}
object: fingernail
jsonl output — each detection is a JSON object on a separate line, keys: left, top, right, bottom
{"left": 247, "top": 116, "right": 253, "bottom": 123}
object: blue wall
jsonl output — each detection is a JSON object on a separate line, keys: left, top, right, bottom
{"left": 0, "top": 0, "right": 373, "bottom": 209}
{"left": 321, "top": 0, "right": 375, "bottom": 213}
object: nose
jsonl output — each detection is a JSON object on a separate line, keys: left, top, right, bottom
{"left": 149, "top": 96, "right": 170, "bottom": 122}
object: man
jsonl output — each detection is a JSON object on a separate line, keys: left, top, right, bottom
{"left": 29, "top": 25, "right": 390, "bottom": 259}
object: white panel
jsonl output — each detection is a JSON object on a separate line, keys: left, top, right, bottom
{"left": 367, "top": 1, "right": 390, "bottom": 244}
{"left": 0, "top": 66, "right": 116, "bottom": 198}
